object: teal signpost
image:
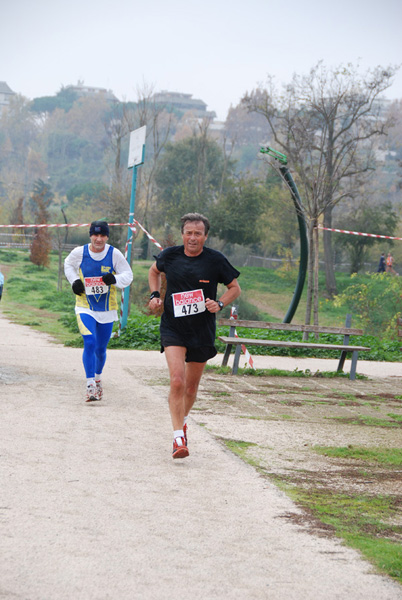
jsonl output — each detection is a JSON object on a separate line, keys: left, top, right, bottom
{"left": 119, "top": 125, "right": 146, "bottom": 331}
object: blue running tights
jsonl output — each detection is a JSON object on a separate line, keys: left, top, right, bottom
{"left": 77, "top": 313, "right": 114, "bottom": 379}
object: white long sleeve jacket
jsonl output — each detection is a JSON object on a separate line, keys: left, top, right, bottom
{"left": 64, "top": 244, "right": 133, "bottom": 323}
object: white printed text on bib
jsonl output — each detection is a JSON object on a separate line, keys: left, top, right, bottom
{"left": 172, "top": 289, "right": 205, "bottom": 318}
{"left": 84, "top": 276, "right": 108, "bottom": 296}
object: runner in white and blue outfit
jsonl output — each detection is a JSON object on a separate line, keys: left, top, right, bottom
{"left": 64, "top": 221, "right": 133, "bottom": 402}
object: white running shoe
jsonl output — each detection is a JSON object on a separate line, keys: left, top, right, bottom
{"left": 86, "top": 383, "right": 98, "bottom": 402}
{"left": 95, "top": 380, "right": 103, "bottom": 401}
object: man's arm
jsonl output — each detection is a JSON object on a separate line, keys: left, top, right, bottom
{"left": 205, "top": 278, "right": 241, "bottom": 314}
{"left": 148, "top": 262, "right": 163, "bottom": 313}
{"left": 64, "top": 247, "right": 83, "bottom": 285}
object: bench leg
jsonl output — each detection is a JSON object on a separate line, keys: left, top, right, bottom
{"left": 232, "top": 345, "right": 242, "bottom": 374}
{"left": 337, "top": 350, "right": 347, "bottom": 373}
{"left": 222, "top": 344, "right": 233, "bottom": 367}
{"left": 349, "top": 351, "right": 358, "bottom": 380}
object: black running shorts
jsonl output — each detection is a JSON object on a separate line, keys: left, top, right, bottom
{"left": 160, "top": 334, "right": 217, "bottom": 363}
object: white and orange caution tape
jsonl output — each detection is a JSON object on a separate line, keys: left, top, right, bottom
{"left": 230, "top": 307, "right": 255, "bottom": 370}
{"left": 317, "top": 224, "right": 402, "bottom": 242}
{"left": 0, "top": 222, "right": 127, "bottom": 229}
{"left": 0, "top": 220, "right": 164, "bottom": 247}
{"left": 133, "top": 220, "right": 163, "bottom": 251}
{"left": 3, "top": 221, "right": 399, "bottom": 244}
{"left": 0, "top": 220, "right": 164, "bottom": 251}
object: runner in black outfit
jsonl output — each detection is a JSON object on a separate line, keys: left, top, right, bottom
{"left": 148, "top": 213, "right": 241, "bottom": 459}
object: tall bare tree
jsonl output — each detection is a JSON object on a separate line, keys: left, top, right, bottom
{"left": 243, "top": 61, "right": 399, "bottom": 325}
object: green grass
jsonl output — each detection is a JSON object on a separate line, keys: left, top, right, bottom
{"left": 313, "top": 446, "right": 402, "bottom": 466}
{"left": 329, "top": 415, "right": 402, "bottom": 428}
{"left": 222, "top": 439, "right": 260, "bottom": 467}
{"left": 388, "top": 413, "right": 402, "bottom": 422}
{"left": 223, "top": 438, "right": 402, "bottom": 584}
{"left": 235, "top": 266, "right": 376, "bottom": 326}
{"left": 1, "top": 248, "right": 402, "bottom": 362}
{"left": 343, "top": 535, "right": 402, "bottom": 582}
{"left": 204, "top": 364, "right": 366, "bottom": 379}
{"left": 287, "top": 487, "right": 402, "bottom": 582}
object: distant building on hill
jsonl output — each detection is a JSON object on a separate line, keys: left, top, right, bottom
{"left": 65, "top": 82, "right": 119, "bottom": 103}
{"left": 152, "top": 91, "right": 216, "bottom": 119}
{"left": 0, "top": 81, "right": 16, "bottom": 115}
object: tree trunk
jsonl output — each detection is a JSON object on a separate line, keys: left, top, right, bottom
{"left": 323, "top": 206, "right": 338, "bottom": 298}
{"left": 303, "top": 220, "right": 315, "bottom": 339}
{"left": 313, "top": 223, "right": 320, "bottom": 332}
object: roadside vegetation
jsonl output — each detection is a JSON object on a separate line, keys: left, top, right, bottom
{"left": 1, "top": 247, "right": 402, "bottom": 362}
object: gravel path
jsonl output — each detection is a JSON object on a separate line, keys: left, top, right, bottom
{"left": 1, "top": 311, "right": 401, "bottom": 600}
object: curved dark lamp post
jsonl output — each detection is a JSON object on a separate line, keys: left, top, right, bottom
{"left": 260, "top": 146, "right": 308, "bottom": 323}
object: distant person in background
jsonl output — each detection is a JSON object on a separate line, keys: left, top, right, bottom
{"left": 377, "top": 253, "right": 386, "bottom": 273}
{"left": 64, "top": 221, "right": 133, "bottom": 402}
{"left": 0, "top": 270, "right": 4, "bottom": 301}
{"left": 386, "top": 252, "right": 397, "bottom": 275}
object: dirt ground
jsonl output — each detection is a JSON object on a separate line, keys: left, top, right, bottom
{"left": 1, "top": 311, "right": 402, "bottom": 600}
{"left": 193, "top": 373, "right": 402, "bottom": 497}
{"left": 148, "top": 367, "right": 402, "bottom": 541}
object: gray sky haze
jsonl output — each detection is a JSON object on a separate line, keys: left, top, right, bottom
{"left": 2, "top": 0, "right": 402, "bottom": 120}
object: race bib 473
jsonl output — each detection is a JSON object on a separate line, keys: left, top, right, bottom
{"left": 172, "top": 289, "right": 205, "bottom": 318}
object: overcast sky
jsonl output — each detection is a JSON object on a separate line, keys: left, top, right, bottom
{"left": 2, "top": 0, "right": 401, "bottom": 121}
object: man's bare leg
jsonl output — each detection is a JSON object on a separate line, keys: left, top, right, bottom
{"left": 164, "top": 347, "right": 206, "bottom": 456}
{"left": 164, "top": 346, "right": 188, "bottom": 431}
{"left": 164, "top": 347, "right": 206, "bottom": 428}
{"left": 184, "top": 361, "right": 207, "bottom": 417}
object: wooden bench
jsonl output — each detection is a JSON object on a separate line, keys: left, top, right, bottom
{"left": 218, "top": 314, "right": 370, "bottom": 380}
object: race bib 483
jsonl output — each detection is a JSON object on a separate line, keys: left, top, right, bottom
{"left": 84, "top": 276, "right": 108, "bottom": 296}
{"left": 172, "top": 289, "right": 205, "bottom": 318}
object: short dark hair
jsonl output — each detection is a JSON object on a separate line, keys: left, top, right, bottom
{"left": 180, "top": 213, "right": 210, "bottom": 235}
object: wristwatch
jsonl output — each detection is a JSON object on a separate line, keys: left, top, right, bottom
{"left": 217, "top": 300, "right": 224, "bottom": 311}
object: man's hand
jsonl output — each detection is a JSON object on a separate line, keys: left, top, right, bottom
{"left": 149, "top": 297, "right": 163, "bottom": 313}
{"left": 102, "top": 273, "right": 116, "bottom": 286}
{"left": 72, "top": 279, "right": 85, "bottom": 295}
{"left": 205, "top": 298, "right": 222, "bottom": 313}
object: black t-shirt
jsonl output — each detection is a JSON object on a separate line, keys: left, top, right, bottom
{"left": 156, "top": 245, "right": 240, "bottom": 347}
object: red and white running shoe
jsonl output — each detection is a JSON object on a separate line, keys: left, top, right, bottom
{"left": 95, "top": 380, "right": 103, "bottom": 401}
{"left": 172, "top": 436, "right": 189, "bottom": 459}
{"left": 86, "top": 383, "right": 99, "bottom": 402}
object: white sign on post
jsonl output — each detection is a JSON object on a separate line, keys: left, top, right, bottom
{"left": 128, "top": 125, "right": 146, "bottom": 168}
